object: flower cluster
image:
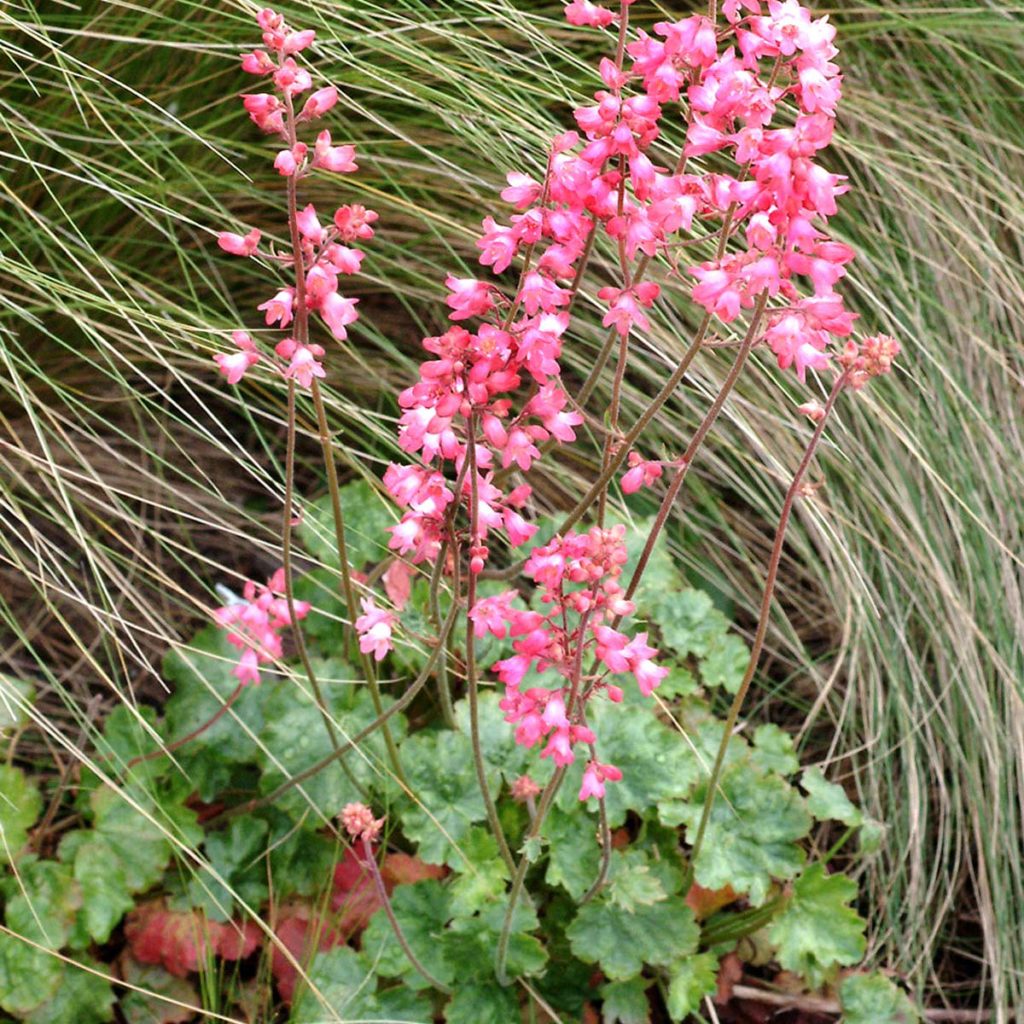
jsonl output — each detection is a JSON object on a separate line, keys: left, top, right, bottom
{"left": 472, "top": 524, "right": 667, "bottom": 799}
{"left": 369, "top": 0, "right": 889, "bottom": 798}
{"left": 213, "top": 8, "right": 376, "bottom": 388}
{"left": 213, "top": 568, "right": 309, "bottom": 686}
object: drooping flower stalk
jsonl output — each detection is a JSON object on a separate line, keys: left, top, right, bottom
{"left": 340, "top": 803, "right": 452, "bottom": 994}
{"left": 212, "top": 8, "right": 405, "bottom": 782}
{"left": 685, "top": 335, "right": 900, "bottom": 886}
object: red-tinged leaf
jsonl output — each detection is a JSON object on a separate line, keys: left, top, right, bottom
{"left": 330, "top": 847, "right": 383, "bottom": 933}
{"left": 686, "top": 881, "right": 738, "bottom": 919}
{"left": 125, "top": 901, "right": 259, "bottom": 978}
{"left": 381, "top": 852, "right": 446, "bottom": 888}
{"left": 211, "top": 919, "right": 261, "bottom": 961}
{"left": 383, "top": 561, "right": 413, "bottom": 611}
{"left": 271, "top": 903, "right": 344, "bottom": 1004}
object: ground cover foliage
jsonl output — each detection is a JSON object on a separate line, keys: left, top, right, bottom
{"left": 0, "top": 0, "right": 1022, "bottom": 1021}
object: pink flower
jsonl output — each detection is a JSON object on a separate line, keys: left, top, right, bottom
{"left": 241, "top": 50, "right": 275, "bottom": 75}
{"left": 274, "top": 142, "right": 307, "bottom": 176}
{"left": 296, "top": 203, "right": 324, "bottom": 243}
{"left": 579, "top": 760, "right": 623, "bottom": 801}
{"left": 340, "top": 803, "right": 384, "bottom": 842}
{"left": 565, "top": 0, "right": 616, "bottom": 29}
{"left": 355, "top": 597, "right": 396, "bottom": 661}
{"left": 321, "top": 292, "right": 359, "bottom": 340}
{"left": 273, "top": 57, "right": 312, "bottom": 96}
{"left": 214, "top": 330, "right": 261, "bottom": 384}
{"left": 621, "top": 452, "right": 664, "bottom": 494}
{"left": 312, "top": 130, "right": 358, "bottom": 173}
{"left": 501, "top": 172, "right": 543, "bottom": 209}
{"left": 258, "top": 288, "right": 294, "bottom": 328}
{"left": 445, "top": 276, "right": 495, "bottom": 321}
{"left": 333, "top": 204, "right": 378, "bottom": 242}
{"left": 217, "top": 228, "right": 261, "bottom": 256}
{"left": 299, "top": 86, "right": 338, "bottom": 121}
{"left": 213, "top": 568, "right": 310, "bottom": 686}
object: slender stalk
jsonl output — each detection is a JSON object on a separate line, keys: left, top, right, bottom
{"left": 495, "top": 765, "right": 567, "bottom": 986}
{"left": 620, "top": 292, "right": 769, "bottom": 613}
{"left": 597, "top": 329, "right": 629, "bottom": 527}
{"left": 283, "top": 380, "right": 341, "bottom": 753}
{"left": 683, "top": 370, "right": 850, "bottom": 888}
{"left": 280, "top": 87, "right": 404, "bottom": 784}
{"left": 126, "top": 682, "right": 244, "bottom": 770}
{"left": 309, "top": 377, "right": 406, "bottom": 785}
{"left": 581, "top": 788, "right": 612, "bottom": 904}
{"left": 465, "top": 420, "right": 516, "bottom": 873}
{"left": 427, "top": 541, "right": 456, "bottom": 728}
{"left": 211, "top": 598, "right": 461, "bottom": 826}
{"left": 274, "top": 90, "right": 343, "bottom": 757}
{"left": 361, "top": 836, "right": 452, "bottom": 993}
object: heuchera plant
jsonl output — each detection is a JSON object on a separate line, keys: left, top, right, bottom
{"left": 205, "top": 0, "right": 897, "bottom": 991}
{"left": 0, "top": 3, "right": 920, "bottom": 1022}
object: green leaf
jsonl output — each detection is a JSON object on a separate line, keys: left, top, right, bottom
{"left": 185, "top": 816, "right": 269, "bottom": 920}
{"left": 398, "top": 729, "right": 499, "bottom": 865}
{"left": 674, "top": 761, "right": 811, "bottom": 905}
{"left": 162, "top": 625, "right": 268, "bottom": 792}
{"left": 302, "top": 480, "right": 393, "bottom": 571}
{"left": 58, "top": 783, "right": 190, "bottom": 944}
{"left": 96, "top": 705, "right": 162, "bottom": 770}
{"left": 447, "top": 828, "right": 509, "bottom": 916}
{"left": 567, "top": 895, "right": 699, "bottom": 981}
{"left": 448, "top": 900, "right": 548, "bottom": 981}
{"left": 665, "top": 953, "right": 719, "bottom": 1021}
{"left": 557, "top": 696, "right": 700, "bottom": 827}
{"left": 444, "top": 983, "right": 518, "bottom": 1024}
{"left": 362, "top": 879, "right": 454, "bottom": 988}
{"left": 545, "top": 806, "right": 601, "bottom": 901}
{"left": 606, "top": 849, "right": 667, "bottom": 913}
{"left": 288, "top": 946, "right": 373, "bottom": 1023}
{"left": 624, "top": 516, "right": 684, "bottom": 604}
{"left": 25, "top": 958, "right": 115, "bottom": 1024}
{"left": 768, "top": 865, "right": 867, "bottom": 988}
{"left": 266, "top": 815, "right": 338, "bottom": 901}
{"left": 700, "top": 631, "right": 749, "bottom": 693}
{"left": 374, "top": 984, "right": 434, "bottom": 1022}
{"left": 2, "top": 858, "right": 80, "bottom": 949}
{"left": 600, "top": 977, "right": 650, "bottom": 1023}
{"left": 60, "top": 833, "right": 133, "bottom": 944}
{"left": 0, "top": 930, "right": 62, "bottom": 1015}
{"left": 0, "top": 764, "right": 42, "bottom": 864}
{"left": 839, "top": 972, "right": 920, "bottom": 1023}
{"left": 751, "top": 724, "right": 799, "bottom": 776}
{"left": 644, "top": 588, "right": 728, "bottom": 663}
{"left": 257, "top": 672, "right": 406, "bottom": 821}
{"left": 802, "top": 767, "right": 863, "bottom": 826}
{"left": 119, "top": 961, "right": 198, "bottom": 1024}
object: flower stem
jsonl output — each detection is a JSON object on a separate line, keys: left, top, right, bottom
{"left": 283, "top": 379, "right": 342, "bottom": 754}
{"left": 309, "top": 378, "right": 406, "bottom": 787}
{"left": 126, "top": 681, "right": 244, "bottom": 770}
{"left": 683, "top": 370, "right": 850, "bottom": 889}
{"left": 495, "top": 765, "right": 566, "bottom": 986}
{"left": 361, "top": 836, "right": 452, "bottom": 993}
{"left": 620, "top": 292, "right": 769, "bottom": 612}
{"left": 465, "top": 420, "right": 516, "bottom": 873}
